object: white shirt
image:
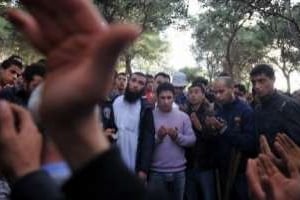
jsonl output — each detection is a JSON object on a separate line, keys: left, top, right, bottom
{"left": 113, "top": 96, "right": 141, "bottom": 171}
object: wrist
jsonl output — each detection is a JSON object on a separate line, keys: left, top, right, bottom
{"left": 10, "top": 163, "right": 40, "bottom": 183}
{"left": 46, "top": 111, "right": 110, "bottom": 170}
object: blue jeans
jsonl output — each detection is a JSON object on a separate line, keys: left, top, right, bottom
{"left": 185, "top": 169, "right": 217, "bottom": 200}
{"left": 149, "top": 171, "right": 185, "bottom": 200}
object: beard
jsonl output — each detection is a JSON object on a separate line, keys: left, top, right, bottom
{"left": 124, "top": 87, "right": 144, "bottom": 103}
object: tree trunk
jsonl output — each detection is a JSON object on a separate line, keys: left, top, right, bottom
{"left": 280, "top": 45, "right": 291, "bottom": 93}
{"left": 225, "top": 23, "right": 244, "bottom": 78}
{"left": 225, "top": 36, "right": 234, "bottom": 77}
{"left": 125, "top": 54, "right": 132, "bottom": 74}
{"left": 286, "top": 74, "right": 291, "bottom": 94}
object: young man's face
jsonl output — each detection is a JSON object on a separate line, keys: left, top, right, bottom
{"left": 128, "top": 74, "right": 146, "bottom": 94}
{"left": 0, "top": 65, "right": 22, "bottom": 86}
{"left": 188, "top": 86, "right": 205, "bottom": 105}
{"left": 115, "top": 74, "right": 127, "bottom": 91}
{"left": 174, "top": 86, "right": 185, "bottom": 96}
{"left": 234, "top": 87, "right": 245, "bottom": 98}
{"left": 146, "top": 78, "right": 154, "bottom": 91}
{"left": 213, "top": 80, "right": 234, "bottom": 105}
{"left": 28, "top": 75, "right": 44, "bottom": 93}
{"left": 157, "top": 90, "right": 174, "bottom": 112}
{"left": 251, "top": 74, "right": 275, "bottom": 98}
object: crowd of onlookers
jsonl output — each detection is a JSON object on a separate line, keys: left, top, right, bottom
{"left": 1, "top": 0, "right": 300, "bottom": 199}
{"left": 98, "top": 64, "right": 300, "bottom": 200}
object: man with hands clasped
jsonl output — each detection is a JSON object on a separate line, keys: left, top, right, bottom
{"left": 211, "top": 76, "right": 257, "bottom": 200}
{"left": 149, "top": 82, "right": 196, "bottom": 200}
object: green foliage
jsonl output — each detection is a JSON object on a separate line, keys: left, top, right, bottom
{"left": 118, "top": 32, "right": 169, "bottom": 73}
{"left": 95, "top": 0, "right": 188, "bottom": 31}
{"left": 191, "top": 2, "right": 269, "bottom": 81}
{"left": 193, "top": 0, "right": 300, "bottom": 92}
{"left": 132, "top": 32, "right": 169, "bottom": 62}
{"left": 94, "top": 0, "right": 187, "bottom": 73}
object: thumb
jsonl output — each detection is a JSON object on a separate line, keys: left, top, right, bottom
{"left": 96, "top": 24, "right": 141, "bottom": 70}
{"left": 0, "top": 101, "right": 15, "bottom": 137}
{"left": 287, "top": 160, "right": 300, "bottom": 179}
{"left": 93, "top": 24, "right": 140, "bottom": 99}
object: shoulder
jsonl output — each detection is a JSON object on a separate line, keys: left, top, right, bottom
{"left": 112, "top": 95, "right": 123, "bottom": 105}
{"left": 0, "top": 86, "right": 17, "bottom": 99}
{"left": 235, "top": 99, "right": 253, "bottom": 113}
{"left": 278, "top": 94, "right": 300, "bottom": 114}
{"left": 174, "top": 109, "right": 190, "bottom": 121}
{"left": 152, "top": 108, "right": 159, "bottom": 116}
{"left": 141, "top": 98, "right": 153, "bottom": 109}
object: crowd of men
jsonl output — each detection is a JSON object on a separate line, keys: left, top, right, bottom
{"left": 99, "top": 63, "right": 300, "bottom": 200}
{"left": 0, "top": 0, "right": 299, "bottom": 200}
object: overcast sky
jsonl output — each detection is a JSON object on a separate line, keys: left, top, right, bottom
{"left": 164, "top": 0, "right": 199, "bottom": 70}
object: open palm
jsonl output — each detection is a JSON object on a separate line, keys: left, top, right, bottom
{"left": 7, "top": 0, "right": 140, "bottom": 122}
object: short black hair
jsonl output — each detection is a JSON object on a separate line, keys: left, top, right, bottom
{"left": 189, "top": 82, "right": 205, "bottom": 93}
{"left": 8, "top": 55, "right": 23, "bottom": 63}
{"left": 192, "top": 76, "right": 208, "bottom": 86}
{"left": 36, "top": 58, "right": 47, "bottom": 65}
{"left": 117, "top": 72, "right": 127, "bottom": 77}
{"left": 234, "top": 83, "right": 247, "bottom": 94}
{"left": 156, "top": 82, "right": 175, "bottom": 96}
{"left": 154, "top": 72, "right": 170, "bottom": 82}
{"left": 215, "top": 76, "right": 235, "bottom": 88}
{"left": 23, "top": 63, "right": 46, "bottom": 82}
{"left": 131, "top": 72, "right": 146, "bottom": 78}
{"left": 250, "top": 64, "right": 275, "bottom": 79}
{"left": 146, "top": 74, "right": 154, "bottom": 79}
{"left": 1, "top": 57, "right": 23, "bottom": 70}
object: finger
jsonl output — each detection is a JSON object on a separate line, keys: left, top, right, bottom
{"left": 260, "top": 135, "right": 271, "bottom": 154}
{"left": 259, "top": 175, "right": 271, "bottom": 200}
{"left": 276, "top": 134, "right": 293, "bottom": 155}
{"left": 246, "top": 159, "right": 266, "bottom": 200}
{"left": 274, "top": 141, "right": 289, "bottom": 164}
{"left": 9, "top": 104, "right": 36, "bottom": 132}
{"left": 282, "top": 133, "right": 298, "bottom": 149}
{"left": 278, "top": 133, "right": 293, "bottom": 149}
{"left": 259, "top": 154, "right": 279, "bottom": 176}
{"left": 0, "top": 101, "right": 15, "bottom": 137}
{"left": 27, "top": 7, "right": 65, "bottom": 48}
{"left": 21, "top": 0, "right": 107, "bottom": 33}
{"left": 287, "top": 160, "right": 300, "bottom": 179}
{"left": 6, "top": 9, "right": 47, "bottom": 53}
{"left": 257, "top": 158, "right": 266, "bottom": 178}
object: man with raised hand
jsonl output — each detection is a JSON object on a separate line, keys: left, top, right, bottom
{"left": 0, "top": 0, "right": 160, "bottom": 199}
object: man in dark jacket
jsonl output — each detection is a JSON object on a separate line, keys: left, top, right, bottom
{"left": 0, "top": 57, "right": 23, "bottom": 90}
{"left": 112, "top": 72, "right": 155, "bottom": 181}
{"left": 0, "top": 63, "right": 46, "bottom": 107}
{"left": 208, "top": 76, "right": 256, "bottom": 200}
{"left": 185, "top": 82, "right": 218, "bottom": 200}
{"left": 251, "top": 64, "right": 300, "bottom": 146}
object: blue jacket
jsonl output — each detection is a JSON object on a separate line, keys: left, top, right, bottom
{"left": 215, "top": 98, "right": 257, "bottom": 170}
{"left": 175, "top": 92, "right": 187, "bottom": 108}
